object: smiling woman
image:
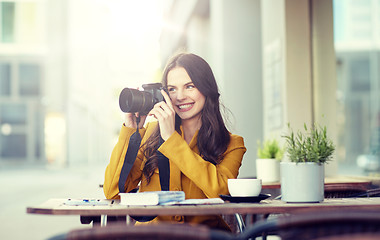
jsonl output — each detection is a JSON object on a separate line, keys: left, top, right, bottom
{"left": 103, "top": 52, "right": 247, "bottom": 232}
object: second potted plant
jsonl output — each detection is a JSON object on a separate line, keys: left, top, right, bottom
{"left": 256, "top": 139, "right": 284, "bottom": 183}
{"left": 281, "top": 123, "right": 335, "bottom": 203}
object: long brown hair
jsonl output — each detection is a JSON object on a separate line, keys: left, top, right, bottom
{"left": 142, "top": 53, "right": 231, "bottom": 183}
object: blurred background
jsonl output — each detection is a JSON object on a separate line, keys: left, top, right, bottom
{"left": 0, "top": 0, "right": 380, "bottom": 238}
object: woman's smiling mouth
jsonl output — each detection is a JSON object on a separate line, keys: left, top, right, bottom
{"left": 177, "top": 103, "right": 194, "bottom": 112}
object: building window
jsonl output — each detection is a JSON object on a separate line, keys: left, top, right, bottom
{"left": 1, "top": 2, "right": 15, "bottom": 43}
{"left": 0, "top": 134, "right": 26, "bottom": 158}
{"left": 0, "top": 63, "right": 11, "bottom": 96}
{"left": 0, "top": 1, "right": 40, "bottom": 44}
{"left": 349, "top": 58, "right": 370, "bottom": 92}
{"left": 0, "top": 103, "right": 27, "bottom": 125}
{"left": 19, "top": 63, "right": 40, "bottom": 96}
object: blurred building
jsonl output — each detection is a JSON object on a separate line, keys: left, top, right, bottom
{"left": 157, "top": 0, "right": 380, "bottom": 176}
{"left": 159, "top": 0, "right": 263, "bottom": 177}
{"left": 0, "top": 1, "right": 47, "bottom": 165}
{"left": 0, "top": 0, "right": 379, "bottom": 177}
{"left": 159, "top": 0, "right": 337, "bottom": 177}
{"left": 334, "top": 0, "right": 380, "bottom": 173}
{"left": 0, "top": 0, "right": 142, "bottom": 168}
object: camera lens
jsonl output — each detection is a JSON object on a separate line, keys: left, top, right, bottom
{"left": 119, "top": 88, "right": 154, "bottom": 114}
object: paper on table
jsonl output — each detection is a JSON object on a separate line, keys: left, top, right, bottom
{"left": 162, "top": 198, "right": 224, "bottom": 205}
{"left": 64, "top": 199, "right": 111, "bottom": 206}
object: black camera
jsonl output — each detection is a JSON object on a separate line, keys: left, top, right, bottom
{"left": 119, "top": 83, "right": 165, "bottom": 114}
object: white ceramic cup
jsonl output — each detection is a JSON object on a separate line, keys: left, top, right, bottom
{"left": 228, "top": 178, "right": 262, "bottom": 197}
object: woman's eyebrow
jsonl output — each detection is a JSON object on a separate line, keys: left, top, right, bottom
{"left": 167, "top": 81, "right": 193, "bottom": 88}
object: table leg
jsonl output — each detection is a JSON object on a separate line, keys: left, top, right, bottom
{"left": 80, "top": 216, "right": 101, "bottom": 226}
{"left": 126, "top": 215, "right": 132, "bottom": 225}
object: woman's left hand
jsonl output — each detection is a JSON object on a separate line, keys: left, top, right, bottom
{"left": 148, "top": 89, "right": 176, "bottom": 141}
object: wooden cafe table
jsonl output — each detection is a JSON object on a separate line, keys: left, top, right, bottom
{"left": 27, "top": 176, "right": 377, "bottom": 226}
{"left": 27, "top": 197, "right": 380, "bottom": 227}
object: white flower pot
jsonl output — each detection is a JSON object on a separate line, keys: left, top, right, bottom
{"left": 280, "top": 162, "right": 324, "bottom": 203}
{"left": 256, "top": 158, "right": 280, "bottom": 183}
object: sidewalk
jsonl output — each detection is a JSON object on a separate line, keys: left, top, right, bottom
{"left": 0, "top": 163, "right": 107, "bottom": 240}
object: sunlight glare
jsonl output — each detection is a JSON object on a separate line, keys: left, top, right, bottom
{"left": 101, "top": 0, "right": 164, "bottom": 87}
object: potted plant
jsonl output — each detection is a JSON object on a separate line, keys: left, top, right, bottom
{"left": 256, "top": 139, "right": 284, "bottom": 183}
{"left": 281, "top": 123, "right": 335, "bottom": 202}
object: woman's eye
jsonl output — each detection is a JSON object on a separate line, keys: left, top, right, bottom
{"left": 168, "top": 87, "right": 176, "bottom": 92}
{"left": 186, "top": 85, "right": 195, "bottom": 89}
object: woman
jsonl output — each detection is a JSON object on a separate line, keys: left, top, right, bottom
{"left": 103, "top": 53, "right": 246, "bottom": 231}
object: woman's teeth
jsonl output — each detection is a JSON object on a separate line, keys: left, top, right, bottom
{"left": 179, "top": 104, "right": 193, "bottom": 109}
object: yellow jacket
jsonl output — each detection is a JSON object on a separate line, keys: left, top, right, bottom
{"left": 103, "top": 121, "right": 246, "bottom": 230}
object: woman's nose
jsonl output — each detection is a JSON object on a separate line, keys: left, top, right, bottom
{"left": 176, "top": 89, "right": 186, "bottom": 100}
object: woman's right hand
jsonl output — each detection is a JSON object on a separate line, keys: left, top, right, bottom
{"left": 124, "top": 113, "right": 147, "bottom": 129}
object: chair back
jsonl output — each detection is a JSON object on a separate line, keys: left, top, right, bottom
{"left": 278, "top": 209, "right": 380, "bottom": 240}
{"left": 237, "top": 209, "right": 380, "bottom": 240}
{"left": 48, "top": 223, "right": 233, "bottom": 240}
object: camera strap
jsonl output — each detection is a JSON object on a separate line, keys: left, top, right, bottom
{"left": 118, "top": 125, "right": 142, "bottom": 193}
{"left": 157, "top": 137, "right": 170, "bottom": 191}
{"left": 118, "top": 127, "right": 170, "bottom": 192}
{"left": 118, "top": 119, "right": 170, "bottom": 222}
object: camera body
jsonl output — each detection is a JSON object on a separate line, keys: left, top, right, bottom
{"left": 119, "top": 83, "right": 165, "bottom": 114}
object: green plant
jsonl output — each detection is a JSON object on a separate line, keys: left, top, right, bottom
{"left": 257, "top": 139, "right": 284, "bottom": 160}
{"left": 283, "top": 123, "right": 335, "bottom": 164}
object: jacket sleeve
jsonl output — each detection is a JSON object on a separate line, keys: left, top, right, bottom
{"left": 103, "top": 124, "right": 146, "bottom": 199}
{"left": 157, "top": 132, "right": 246, "bottom": 198}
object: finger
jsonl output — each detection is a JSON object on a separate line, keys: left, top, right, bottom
{"left": 156, "top": 104, "right": 171, "bottom": 117}
{"left": 161, "top": 89, "right": 173, "bottom": 108}
{"left": 149, "top": 109, "right": 164, "bottom": 121}
{"left": 154, "top": 103, "right": 174, "bottom": 119}
{"left": 154, "top": 102, "right": 173, "bottom": 117}
{"left": 156, "top": 99, "right": 174, "bottom": 114}
{"left": 157, "top": 103, "right": 175, "bottom": 117}
{"left": 124, "top": 113, "right": 137, "bottom": 128}
{"left": 139, "top": 115, "right": 147, "bottom": 124}
{"left": 135, "top": 112, "right": 147, "bottom": 118}
{"left": 154, "top": 101, "right": 166, "bottom": 110}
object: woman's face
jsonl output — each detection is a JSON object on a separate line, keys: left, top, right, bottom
{"left": 167, "top": 67, "right": 206, "bottom": 122}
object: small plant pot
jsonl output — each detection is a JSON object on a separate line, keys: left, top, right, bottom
{"left": 280, "top": 162, "right": 324, "bottom": 203}
{"left": 256, "top": 158, "right": 280, "bottom": 183}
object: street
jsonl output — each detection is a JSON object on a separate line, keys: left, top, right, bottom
{"left": 0, "top": 163, "right": 107, "bottom": 240}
